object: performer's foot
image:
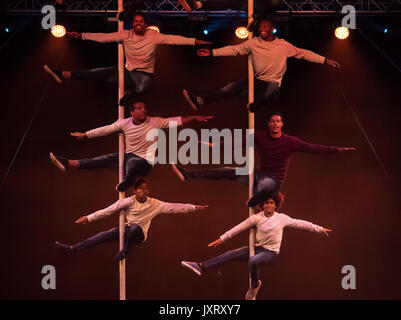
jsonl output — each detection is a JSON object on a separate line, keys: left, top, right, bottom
{"left": 182, "top": 89, "right": 202, "bottom": 111}
{"left": 171, "top": 163, "right": 188, "bottom": 181}
{"left": 54, "top": 241, "right": 76, "bottom": 255}
{"left": 115, "top": 181, "right": 131, "bottom": 192}
{"left": 49, "top": 152, "right": 69, "bottom": 172}
{"left": 181, "top": 261, "right": 202, "bottom": 276}
{"left": 178, "top": 0, "right": 203, "bottom": 12}
{"left": 43, "top": 65, "right": 64, "bottom": 84}
{"left": 245, "top": 280, "right": 262, "bottom": 300}
{"left": 114, "top": 249, "right": 128, "bottom": 261}
{"left": 119, "top": 90, "right": 133, "bottom": 107}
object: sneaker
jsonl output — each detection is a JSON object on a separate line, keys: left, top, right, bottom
{"left": 54, "top": 241, "right": 75, "bottom": 255}
{"left": 245, "top": 280, "right": 262, "bottom": 300}
{"left": 49, "top": 152, "right": 69, "bottom": 172}
{"left": 114, "top": 249, "right": 128, "bottom": 261}
{"left": 182, "top": 89, "right": 201, "bottom": 111}
{"left": 171, "top": 163, "right": 187, "bottom": 181}
{"left": 119, "top": 90, "right": 133, "bottom": 107}
{"left": 115, "top": 182, "right": 128, "bottom": 192}
{"left": 43, "top": 65, "right": 63, "bottom": 84}
{"left": 181, "top": 261, "right": 202, "bottom": 276}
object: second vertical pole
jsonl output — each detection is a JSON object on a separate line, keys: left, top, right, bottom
{"left": 247, "top": 1, "right": 256, "bottom": 273}
{"left": 118, "top": 0, "right": 126, "bottom": 301}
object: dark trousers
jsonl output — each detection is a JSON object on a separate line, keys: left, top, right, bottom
{"left": 185, "top": 167, "right": 281, "bottom": 202}
{"left": 201, "top": 78, "right": 280, "bottom": 112}
{"left": 73, "top": 223, "right": 145, "bottom": 253}
{"left": 79, "top": 152, "right": 152, "bottom": 190}
{"left": 71, "top": 66, "right": 153, "bottom": 95}
{"left": 202, "top": 246, "right": 277, "bottom": 288}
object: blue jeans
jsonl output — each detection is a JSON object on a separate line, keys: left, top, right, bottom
{"left": 202, "top": 77, "right": 280, "bottom": 112}
{"left": 202, "top": 246, "right": 277, "bottom": 288}
{"left": 184, "top": 167, "right": 281, "bottom": 203}
{"left": 79, "top": 152, "right": 152, "bottom": 190}
{"left": 73, "top": 223, "right": 144, "bottom": 253}
{"left": 71, "top": 66, "right": 153, "bottom": 95}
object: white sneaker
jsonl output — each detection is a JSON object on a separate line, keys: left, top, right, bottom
{"left": 181, "top": 261, "right": 202, "bottom": 276}
{"left": 245, "top": 280, "right": 262, "bottom": 300}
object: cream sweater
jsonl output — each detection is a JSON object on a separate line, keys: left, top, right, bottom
{"left": 87, "top": 196, "right": 197, "bottom": 241}
{"left": 82, "top": 29, "right": 196, "bottom": 73}
{"left": 213, "top": 37, "right": 326, "bottom": 85}
{"left": 220, "top": 211, "right": 323, "bottom": 254}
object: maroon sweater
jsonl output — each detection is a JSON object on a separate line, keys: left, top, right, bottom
{"left": 254, "top": 131, "right": 339, "bottom": 183}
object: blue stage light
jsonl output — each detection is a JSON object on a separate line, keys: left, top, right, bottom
{"left": 273, "top": 28, "right": 277, "bottom": 34}
{"left": 203, "top": 29, "right": 208, "bottom": 35}
{"left": 5, "top": 27, "right": 10, "bottom": 32}
{"left": 384, "top": 28, "right": 388, "bottom": 34}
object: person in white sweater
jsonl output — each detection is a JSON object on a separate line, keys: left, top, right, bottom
{"left": 49, "top": 99, "right": 212, "bottom": 191}
{"left": 55, "top": 178, "right": 208, "bottom": 261}
{"left": 182, "top": 18, "right": 340, "bottom": 113}
{"left": 181, "top": 192, "right": 331, "bottom": 300}
{"left": 43, "top": 12, "right": 210, "bottom": 104}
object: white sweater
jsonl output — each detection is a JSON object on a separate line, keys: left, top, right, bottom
{"left": 82, "top": 29, "right": 196, "bottom": 73}
{"left": 220, "top": 211, "right": 323, "bottom": 254}
{"left": 213, "top": 37, "right": 325, "bottom": 85}
{"left": 87, "top": 196, "right": 197, "bottom": 241}
{"left": 86, "top": 116, "right": 182, "bottom": 163}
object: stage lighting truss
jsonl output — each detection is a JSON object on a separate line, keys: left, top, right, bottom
{"left": 5, "top": 0, "right": 401, "bottom": 15}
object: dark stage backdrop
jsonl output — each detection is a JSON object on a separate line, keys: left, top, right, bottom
{"left": 0, "top": 15, "right": 400, "bottom": 300}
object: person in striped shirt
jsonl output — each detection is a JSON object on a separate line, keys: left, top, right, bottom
{"left": 49, "top": 99, "right": 212, "bottom": 191}
{"left": 181, "top": 192, "right": 331, "bottom": 300}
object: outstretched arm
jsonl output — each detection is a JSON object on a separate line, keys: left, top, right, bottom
{"left": 292, "top": 136, "right": 356, "bottom": 154}
{"left": 67, "top": 30, "right": 129, "bottom": 43}
{"left": 286, "top": 40, "right": 340, "bottom": 68}
{"left": 182, "top": 115, "right": 213, "bottom": 125}
{"left": 158, "top": 201, "right": 208, "bottom": 214}
{"left": 284, "top": 214, "right": 331, "bottom": 236}
{"left": 198, "top": 40, "right": 252, "bottom": 57}
{"left": 156, "top": 33, "right": 211, "bottom": 46}
{"left": 71, "top": 119, "right": 123, "bottom": 140}
{"left": 76, "top": 198, "right": 133, "bottom": 225}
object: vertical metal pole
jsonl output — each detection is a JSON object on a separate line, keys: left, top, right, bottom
{"left": 248, "top": 1, "right": 255, "bottom": 272}
{"left": 118, "top": 0, "right": 126, "bottom": 301}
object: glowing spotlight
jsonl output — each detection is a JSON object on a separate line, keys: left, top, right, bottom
{"left": 384, "top": 28, "right": 388, "bottom": 34}
{"left": 51, "top": 25, "right": 66, "bottom": 38}
{"left": 203, "top": 29, "right": 208, "bottom": 35}
{"left": 5, "top": 27, "right": 10, "bottom": 33}
{"left": 147, "top": 25, "right": 160, "bottom": 33}
{"left": 273, "top": 28, "right": 277, "bottom": 34}
{"left": 335, "top": 27, "right": 349, "bottom": 40}
{"left": 235, "top": 26, "right": 248, "bottom": 39}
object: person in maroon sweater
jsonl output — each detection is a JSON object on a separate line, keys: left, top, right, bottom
{"left": 171, "top": 111, "right": 355, "bottom": 206}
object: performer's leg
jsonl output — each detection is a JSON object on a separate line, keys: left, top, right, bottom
{"left": 202, "top": 246, "right": 250, "bottom": 269}
{"left": 248, "top": 247, "right": 277, "bottom": 288}
{"left": 120, "top": 70, "right": 153, "bottom": 106}
{"left": 249, "top": 80, "right": 280, "bottom": 113}
{"left": 183, "top": 78, "right": 247, "bottom": 110}
{"left": 116, "top": 154, "right": 152, "bottom": 192}
{"left": 69, "top": 66, "right": 119, "bottom": 84}
{"left": 72, "top": 227, "right": 119, "bottom": 253}
{"left": 172, "top": 164, "right": 248, "bottom": 184}
{"left": 114, "top": 223, "right": 145, "bottom": 260}
{"left": 78, "top": 153, "right": 119, "bottom": 170}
